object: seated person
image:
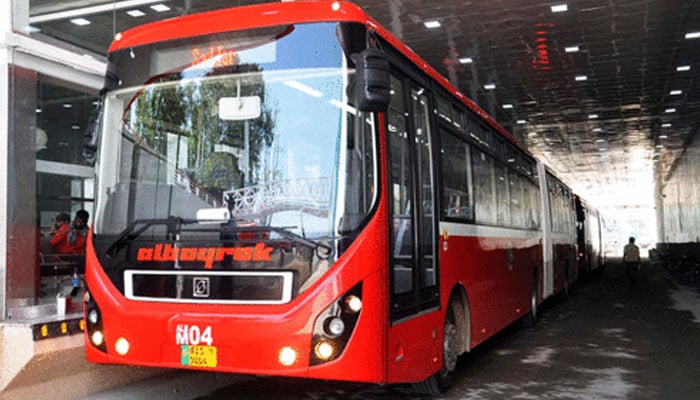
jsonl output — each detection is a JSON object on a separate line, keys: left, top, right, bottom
{"left": 50, "top": 210, "right": 89, "bottom": 256}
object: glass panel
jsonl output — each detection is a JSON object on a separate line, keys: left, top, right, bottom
{"left": 388, "top": 76, "right": 413, "bottom": 295}
{"left": 411, "top": 87, "right": 436, "bottom": 289}
{"left": 472, "top": 148, "right": 496, "bottom": 225}
{"left": 495, "top": 162, "right": 510, "bottom": 226}
{"left": 440, "top": 131, "right": 471, "bottom": 220}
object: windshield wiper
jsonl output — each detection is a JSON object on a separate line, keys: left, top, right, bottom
{"left": 106, "top": 216, "right": 191, "bottom": 257}
{"left": 225, "top": 225, "right": 332, "bottom": 260}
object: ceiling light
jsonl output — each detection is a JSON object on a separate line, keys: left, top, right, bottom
{"left": 588, "top": 114, "right": 599, "bottom": 119}
{"left": 62, "top": 103, "right": 73, "bottom": 108}
{"left": 662, "top": 123, "right": 672, "bottom": 128}
{"left": 669, "top": 90, "right": 682, "bottom": 95}
{"left": 593, "top": 128, "right": 603, "bottom": 133}
{"left": 565, "top": 45, "right": 579, "bottom": 53}
{"left": 126, "top": 9, "right": 146, "bottom": 17}
{"left": 551, "top": 4, "right": 568, "bottom": 13}
{"left": 459, "top": 57, "right": 473, "bottom": 64}
{"left": 502, "top": 104, "right": 513, "bottom": 109}
{"left": 71, "top": 125, "right": 81, "bottom": 130}
{"left": 656, "top": 144, "right": 664, "bottom": 149}
{"left": 484, "top": 84, "right": 496, "bottom": 90}
{"left": 70, "top": 18, "right": 91, "bottom": 26}
{"left": 665, "top": 108, "right": 676, "bottom": 113}
{"left": 150, "top": 3, "right": 171, "bottom": 12}
{"left": 424, "top": 20, "right": 441, "bottom": 29}
{"left": 685, "top": 31, "right": 700, "bottom": 39}
{"left": 31, "top": 0, "right": 172, "bottom": 24}
{"left": 575, "top": 75, "right": 588, "bottom": 81}
{"left": 659, "top": 134, "right": 669, "bottom": 139}
{"left": 516, "top": 119, "right": 527, "bottom": 124}
{"left": 36, "top": 108, "right": 42, "bottom": 113}
{"left": 676, "top": 65, "right": 691, "bottom": 72}
{"left": 595, "top": 139, "right": 606, "bottom": 143}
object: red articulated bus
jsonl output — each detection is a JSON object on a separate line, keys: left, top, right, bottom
{"left": 84, "top": 1, "right": 579, "bottom": 394}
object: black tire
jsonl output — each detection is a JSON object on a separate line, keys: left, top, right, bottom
{"left": 412, "top": 306, "right": 459, "bottom": 395}
{"left": 522, "top": 280, "right": 539, "bottom": 328}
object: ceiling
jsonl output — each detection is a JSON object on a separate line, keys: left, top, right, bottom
{"left": 26, "top": 0, "right": 700, "bottom": 216}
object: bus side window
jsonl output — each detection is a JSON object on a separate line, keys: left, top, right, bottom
{"left": 439, "top": 130, "right": 472, "bottom": 221}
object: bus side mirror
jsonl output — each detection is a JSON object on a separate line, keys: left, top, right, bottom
{"left": 353, "top": 49, "right": 390, "bottom": 112}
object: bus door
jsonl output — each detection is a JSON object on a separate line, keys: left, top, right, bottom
{"left": 387, "top": 72, "right": 439, "bottom": 322}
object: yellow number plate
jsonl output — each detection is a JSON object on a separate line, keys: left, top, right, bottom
{"left": 181, "top": 345, "right": 218, "bottom": 368}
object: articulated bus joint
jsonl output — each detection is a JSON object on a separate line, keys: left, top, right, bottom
{"left": 309, "top": 282, "right": 363, "bottom": 366}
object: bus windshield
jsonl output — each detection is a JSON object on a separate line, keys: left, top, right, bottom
{"left": 93, "top": 22, "right": 377, "bottom": 256}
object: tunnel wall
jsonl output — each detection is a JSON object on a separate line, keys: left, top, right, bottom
{"left": 657, "top": 128, "right": 700, "bottom": 259}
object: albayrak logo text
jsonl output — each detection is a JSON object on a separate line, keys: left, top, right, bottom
{"left": 136, "top": 243, "right": 273, "bottom": 269}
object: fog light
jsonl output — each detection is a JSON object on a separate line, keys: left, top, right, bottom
{"left": 87, "top": 309, "right": 99, "bottom": 325}
{"left": 324, "top": 317, "right": 345, "bottom": 338}
{"left": 314, "top": 341, "right": 335, "bottom": 360}
{"left": 91, "top": 330, "right": 104, "bottom": 347}
{"left": 115, "top": 337, "right": 130, "bottom": 355}
{"left": 279, "top": 346, "right": 297, "bottom": 366}
{"left": 343, "top": 295, "right": 362, "bottom": 314}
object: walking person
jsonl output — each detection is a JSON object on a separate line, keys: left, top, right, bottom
{"left": 623, "top": 236, "right": 641, "bottom": 284}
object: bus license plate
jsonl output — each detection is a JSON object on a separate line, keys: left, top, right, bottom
{"left": 181, "top": 345, "right": 218, "bottom": 368}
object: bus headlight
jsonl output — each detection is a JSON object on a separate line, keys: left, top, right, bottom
{"left": 91, "top": 330, "right": 104, "bottom": 347}
{"left": 310, "top": 282, "right": 362, "bottom": 366}
{"left": 314, "top": 341, "right": 335, "bottom": 361}
{"left": 115, "top": 337, "right": 130, "bottom": 355}
{"left": 84, "top": 288, "right": 107, "bottom": 353}
{"left": 278, "top": 346, "right": 297, "bottom": 366}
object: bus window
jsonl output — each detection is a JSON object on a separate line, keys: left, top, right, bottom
{"left": 495, "top": 162, "right": 510, "bottom": 227}
{"left": 472, "top": 148, "right": 496, "bottom": 225}
{"left": 440, "top": 131, "right": 472, "bottom": 221}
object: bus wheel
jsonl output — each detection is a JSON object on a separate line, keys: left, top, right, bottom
{"left": 412, "top": 306, "right": 459, "bottom": 395}
{"left": 522, "top": 280, "right": 539, "bottom": 328}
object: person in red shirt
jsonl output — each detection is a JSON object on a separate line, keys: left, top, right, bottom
{"left": 50, "top": 210, "right": 89, "bottom": 255}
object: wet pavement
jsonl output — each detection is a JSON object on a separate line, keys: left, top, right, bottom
{"left": 84, "top": 260, "right": 700, "bottom": 400}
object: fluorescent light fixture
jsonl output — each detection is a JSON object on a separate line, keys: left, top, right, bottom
{"left": 36, "top": 108, "right": 42, "bottom": 113}
{"left": 665, "top": 108, "right": 676, "bottom": 113}
{"left": 502, "top": 104, "right": 513, "bottom": 109}
{"left": 669, "top": 90, "right": 683, "bottom": 95}
{"left": 150, "top": 3, "right": 171, "bottom": 12}
{"left": 516, "top": 119, "right": 527, "bottom": 124}
{"left": 676, "top": 65, "right": 691, "bottom": 72}
{"left": 62, "top": 103, "right": 73, "bottom": 108}
{"left": 593, "top": 128, "right": 603, "bottom": 133}
{"left": 565, "top": 45, "right": 579, "bottom": 53}
{"left": 662, "top": 123, "right": 672, "bottom": 128}
{"left": 595, "top": 139, "right": 606, "bottom": 143}
{"left": 71, "top": 125, "right": 81, "bottom": 130}
{"left": 70, "top": 18, "right": 91, "bottom": 26}
{"left": 588, "top": 114, "right": 598, "bottom": 119}
{"left": 424, "top": 20, "right": 441, "bottom": 29}
{"left": 685, "top": 31, "right": 700, "bottom": 39}
{"left": 484, "top": 84, "right": 496, "bottom": 90}
{"left": 575, "top": 75, "right": 588, "bottom": 81}
{"left": 459, "top": 57, "right": 473, "bottom": 64}
{"left": 551, "top": 4, "right": 568, "bottom": 12}
{"left": 126, "top": 9, "right": 146, "bottom": 17}
{"left": 659, "top": 134, "right": 669, "bottom": 139}
{"left": 656, "top": 144, "right": 664, "bottom": 148}
{"left": 31, "top": 0, "right": 170, "bottom": 23}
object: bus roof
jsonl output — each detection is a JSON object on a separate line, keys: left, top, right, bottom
{"left": 109, "top": 0, "right": 525, "bottom": 154}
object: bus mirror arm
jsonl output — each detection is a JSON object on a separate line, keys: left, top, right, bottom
{"left": 352, "top": 49, "right": 390, "bottom": 112}
{"left": 83, "top": 88, "right": 107, "bottom": 166}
